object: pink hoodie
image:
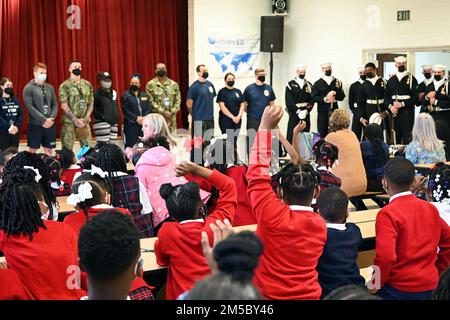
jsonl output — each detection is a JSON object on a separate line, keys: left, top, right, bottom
{"left": 134, "top": 147, "right": 210, "bottom": 228}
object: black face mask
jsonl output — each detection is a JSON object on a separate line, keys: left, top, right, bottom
{"left": 325, "top": 70, "right": 332, "bottom": 77}
{"left": 298, "top": 74, "right": 305, "bottom": 79}
{"left": 226, "top": 81, "right": 235, "bottom": 87}
{"left": 367, "top": 72, "right": 376, "bottom": 79}
{"left": 398, "top": 65, "right": 406, "bottom": 73}
{"left": 360, "top": 75, "right": 367, "bottom": 81}
{"left": 130, "top": 85, "right": 139, "bottom": 92}
{"left": 3, "top": 88, "right": 14, "bottom": 96}
{"left": 434, "top": 75, "right": 443, "bottom": 82}
{"left": 202, "top": 72, "right": 209, "bottom": 79}
{"left": 258, "top": 75, "right": 266, "bottom": 83}
{"left": 423, "top": 72, "right": 432, "bottom": 80}
{"left": 72, "top": 68, "right": 82, "bottom": 76}
{"left": 157, "top": 70, "right": 166, "bottom": 78}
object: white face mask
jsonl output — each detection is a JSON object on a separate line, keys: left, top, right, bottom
{"left": 37, "top": 74, "right": 47, "bottom": 82}
{"left": 101, "top": 81, "right": 112, "bottom": 89}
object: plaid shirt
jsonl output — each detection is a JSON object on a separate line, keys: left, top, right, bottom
{"left": 129, "top": 286, "right": 155, "bottom": 300}
{"left": 318, "top": 169, "right": 342, "bottom": 191}
{"left": 112, "top": 175, "right": 154, "bottom": 238}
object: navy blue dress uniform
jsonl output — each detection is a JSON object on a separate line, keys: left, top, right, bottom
{"left": 384, "top": 57, "right": 419, "bottom": 144}
{"left": 417, "top": 65, "right": 434, "bottom": 103}
{"left": 312, "top": 63, "right": 346, "bottom": 138}
{"left": 121, "top": 89, "right": 152, "bottom": 148}
{"left": 348, "top": 69, "right": 366, "bottom": 140}
{"left": 357, "top": 75, "right": 388, "bottom": 131}
{"left": 421, "top": 65, "right": 450, "bottom": 125}
{"left": 285, "top": 68, "right": 313, "bottom": 143}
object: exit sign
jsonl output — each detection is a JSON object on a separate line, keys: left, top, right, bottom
{"left": 397, "top": 10, "right": 411, "bottom": 21}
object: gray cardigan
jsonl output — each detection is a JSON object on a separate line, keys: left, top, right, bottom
{"left": 23, "top": 80, "right": 58, "bottom": 126}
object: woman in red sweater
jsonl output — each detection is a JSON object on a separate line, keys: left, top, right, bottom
{"left": 154, "top": 161, "right": 237, "bottom": 300}
{"left": 247, "top": 105, "right": 327, "bottom": 300}
{"left": 0, "top": 167, "right": 86, "bottom": 300}
{"left": 371, "top": 157, "right": 450, "bottom": 300}
{"left": 63, "top": 172, "right": 131, "bottom": 235}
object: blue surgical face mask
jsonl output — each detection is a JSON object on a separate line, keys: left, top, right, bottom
{"left": 37, "top": 74, "right": 47, "bottom": 82}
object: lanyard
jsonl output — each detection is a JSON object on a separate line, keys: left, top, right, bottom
{"left": 134, "top": 94, "right": 142, "bottom": 116}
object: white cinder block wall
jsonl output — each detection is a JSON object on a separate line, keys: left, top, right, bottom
{"left": 189, "top": 0, "right": 450, "bottom": 134}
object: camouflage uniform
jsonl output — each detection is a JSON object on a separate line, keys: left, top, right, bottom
{"left": 146, "top": 77, "right": 181, "bottom": 133}
{"left": 59, "top": 79, "right": 94, "bottom": 150}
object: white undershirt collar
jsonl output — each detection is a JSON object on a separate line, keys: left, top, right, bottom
{"left": 326, "top": 223, "right": 347, "bottom": 231}
{"left": 389, "top": 191, "right": 413, "bottom": 203}
{"left": 289, "top": 205, "right": 314, "bottom": 212}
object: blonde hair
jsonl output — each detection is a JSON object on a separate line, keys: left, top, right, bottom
{"left": 329, "top": 109, "right": 351, "bottom": 132}
{"left": 254, "top": 68, "right": 265, "bottom": 75}
{"left": 142, "top": 113, "right": 177, "bottom": 147}
{"left": 411, "top": 113, "right": 443, "bottom": 152}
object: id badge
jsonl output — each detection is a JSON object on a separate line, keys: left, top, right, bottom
{"left": 80, "top": 99, "right": 86, "bottom": 109}
{"left": 163, "top": 97, "right": 170, "bottom": 107}
{"left": 43, "top": 104, "right": 49, "bottom": 115}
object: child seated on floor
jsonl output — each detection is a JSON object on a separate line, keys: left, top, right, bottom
{"left": 154, "top": 161, "right": 237, "bottom": 300}
{"left": 316, "top": 187, "right": 365, "bottom": 298}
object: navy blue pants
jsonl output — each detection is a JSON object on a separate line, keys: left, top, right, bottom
{"left": 377, "top": 284, "right": 433, "bottom": 300}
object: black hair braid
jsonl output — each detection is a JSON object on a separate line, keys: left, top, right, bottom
{"left": 0, "top": 168, "right": 46, "bottom": 240}
{"left": 96, "top": 144, "right": 127, "bottom": 206}
{"left": 365, "top": 124, "right": 389, "bottom": 163}
{"left": 55, "top": 147, "right": 75, "bottom": 170}
{"left": 213, "top": 231, "right": 263, "bottom": 283}
{"left": 80, "top": 148, "right": 98, "bottom": 170}
{"left": 277, "top": 163, "right": 321, "bottom": 203}
{"left": 44, "top": 157, "right": 62, "bottom": 185}
{"left": 313, "top": 139, "right": 339, "bottom": 168}
{"left": 2, "top": 151, "right": 56, "bottom": 219}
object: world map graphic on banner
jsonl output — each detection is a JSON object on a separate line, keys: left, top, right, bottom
{"left": 204, "top": 32, "right": 261, "bottom": 79}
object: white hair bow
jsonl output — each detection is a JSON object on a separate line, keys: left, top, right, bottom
{"left": 24, "top": 166, "right": 42, "bottom": 183}
{"left": 67, "top": 182, "right": 94, "bottom": 206}
{"left": 91, "top": 165, "right": 108, "bottom": 178}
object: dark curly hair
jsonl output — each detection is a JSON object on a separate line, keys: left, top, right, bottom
{"left": 78, "top": 210, "right": 140, "bottom": 280}
{"left": 55, "top": 147, "right": 76, "bottom": 171}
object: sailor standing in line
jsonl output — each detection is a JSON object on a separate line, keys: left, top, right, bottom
{"left": 348, "top": 66, "right": 366, "bottom": 140}
{"left": 285, "top": 65, "right": 313, "bottom": 143}
{"left": 384, "top": 56, "right": 419, "bottom": 144}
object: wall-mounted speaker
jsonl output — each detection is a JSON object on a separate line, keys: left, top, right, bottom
{"left": 260, "top": 15, "right": 284, "bottom": 53}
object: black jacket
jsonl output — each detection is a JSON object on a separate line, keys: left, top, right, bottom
{"left": 93, "top": 88, "right": 120, "bottom": 125}
{"left": 121, "top": 90, "right": 152, "bottom": 125}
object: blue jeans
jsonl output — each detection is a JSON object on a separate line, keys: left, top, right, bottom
{"left": 377, "top": 284, "right": 433, "bottom": 300}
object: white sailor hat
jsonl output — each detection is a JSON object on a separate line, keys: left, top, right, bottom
{"left": 321, "top": 62, "right": 332, "bottom": 68}
{"left": 432, "top": 64, "right": 447, "bottom": 71}
{"left": 296, "top": 65, "right": 307, "bottom": 71}
{"left": 394, "top": 56, "right": 407, "bottom": 63}
{"left": 421, "top": 65, "right": 432, "bottom": 70}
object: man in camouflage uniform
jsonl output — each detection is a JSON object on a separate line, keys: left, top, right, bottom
{"left": 59, "top": 60, "right": 94, "bottom": 151}
{"left": 146, "top": 63, "right": 181, "bottom": 133}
